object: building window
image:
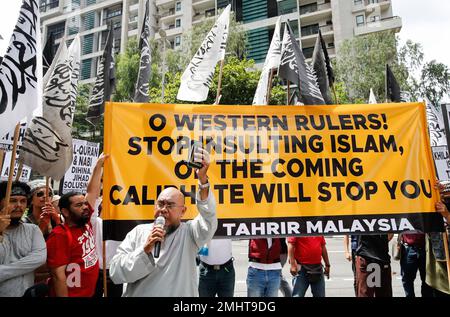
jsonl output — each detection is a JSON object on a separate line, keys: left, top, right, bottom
{"left": 301, "top": 24, "right": 319, "bottom": 37}
{"left": 81, "top": 58, "right": 92, "bottom": 80}
{"left": 176, "top": 2, "right": 181, "bottom": 11}
{"left": 368, "top": 0, "right": 379, "bottom": 4}
{"left": 354, "top": 0, "right": 362, "bottom": 5}
{"left": 175, "top": 19, "right": 181, "bottom": 28}
{"left": 277, "top": 0, "right": 297, "bottom": 15}
{"left": 356, "top": 15, "right": 365, "bottom": 27}
{"left": 175, "top": 36, "right": 181, "bottom": 47}
{"left": 299, "top": 3, "right": 317, "bottom": 15}
{"left": 105, "top": 7, "right": 122, "bottom": 20}
{"left": 47, "top": 21, "right": 65, "bottom": 40}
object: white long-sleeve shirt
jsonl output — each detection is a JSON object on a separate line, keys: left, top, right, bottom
{"left": 109, "top": 189, "right": 217, "bottom": 297}
{"left": 0, "top": 223, "right": 47, "bottom": 297}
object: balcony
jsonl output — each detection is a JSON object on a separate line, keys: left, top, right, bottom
{"left": 192, "top": 8, "right": 215, "bottom": 24}
{"left": 163, "top": 25, "right": 182, "bottom": 37}
{"left": 156, "top": 0, "right": 175, "bottom": 10}
{"left": 192, "top": 0, "right": 215, "bottom": 11}
{"left": 354, "top": 15, "right": 402, "bottom": 36}
{"left": 160, "top": 8, "right": 182, "bottom": 23}
{"left": 40, "top": 1, "right": 61, "bottom": 19}
{"left": 300, "top": 2, "right": 332, "bottom": 25}
{"left": 353, "top": 0, "right": 391, "bottom": 13}
{"left": 300, "top": 24, "right": 334, "bottom": 47}
{"left": 129, "top": 3, "right": 139, "bottom": 12}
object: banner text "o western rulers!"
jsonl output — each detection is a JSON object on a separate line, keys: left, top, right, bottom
{"left": 103, "top": 102, "right": 444, "bottom": 240}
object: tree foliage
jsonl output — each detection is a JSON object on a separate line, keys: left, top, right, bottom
{"left": 419, "top": 60, "right": 450, "bottom": 106}
{"left": 335, "top": 30, "right": 450, "bottom": 104}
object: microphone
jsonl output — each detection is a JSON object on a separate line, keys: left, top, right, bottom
{"left": 153, "top": 216, "right": 165, "bottom": 258}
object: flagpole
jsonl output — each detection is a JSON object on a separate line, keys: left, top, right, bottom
{"left": 287, "top": 82, "right": 290, "bottom": 105}
{"left": 215, "top": 59, "right": 225, "bottom": 105}
{"left": 331, "top": 83, "right": 339, "bottom": 105}
{"left": 385, "top": 64, "right": 388, "bottom": 103}
{"left": 266, "top": 69, "right": 275, "bottom": 105}
{"left": 103, "top": 240, "right": 107, "bottom": 297}
{"left": 443, "top": 230, "right": 450, "bottom": 290}
{"left": 45, "top": 176, "right": 52, "bottom": 233}
{"left": 4, "top": 123, "right": 21, "bottom": 215}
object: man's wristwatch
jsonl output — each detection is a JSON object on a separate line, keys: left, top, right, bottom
{"left": 198, "top": 180, "right": 210, "bottom": 190}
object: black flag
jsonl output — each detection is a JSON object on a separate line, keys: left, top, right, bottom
{"left": 318, "top": 30, "right": 334, "bottom": 86}
{"left": 386, "top": 64, "right": 401, "bottom": 102}
{"left": 278, "top": 21, "right": 325, "bottom": 105}
{"left": 133, "top": 0, "right": 151, "bottom": 103}
{"left": 42, "top": 32, "right": 55, "bottom": 76}
{"left": 86, "top": 22, "right": 115, "bottom": 125}
{"left": 312, "top": 31, "right": 333, "bottom": 104}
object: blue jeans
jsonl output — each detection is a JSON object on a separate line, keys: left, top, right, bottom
{"left": 292, "top": 266, "right": 325, "bottom": 297}
{"left": 246, "top": 267, "right": 281, "bottom": 297}
{"left": 198, "top": 261, "right": 235, "bottom": 297}
{"left": 400, "top": 245, "right": 433, "bottom": 297}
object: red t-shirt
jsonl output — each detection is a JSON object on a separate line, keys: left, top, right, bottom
{"left": 287, "top": 236, "right": 326, "bottom": 265}
{"left": 46, "top": 204, "right": 99, "bottom": 297}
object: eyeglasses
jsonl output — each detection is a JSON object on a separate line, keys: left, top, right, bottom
{"left": 156, "top": 201, "right": 184, "bottom": 211}
{"left": 35, "top": 191, "right": 53, "bottom": 198}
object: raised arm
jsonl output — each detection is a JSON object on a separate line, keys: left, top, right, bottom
{"left": 85, "top": 153, "right": 109, "bottom": 208}
{"left": 189, "top": 147, "right": 217, "bottom": 248}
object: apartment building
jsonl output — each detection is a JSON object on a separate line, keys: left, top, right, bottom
{"left": 39, "top": 0, "right": 402, "bottom": 82}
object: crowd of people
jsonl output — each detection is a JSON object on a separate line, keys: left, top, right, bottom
{"left": 0, "top": 148, "right": 449, "bottom": 297}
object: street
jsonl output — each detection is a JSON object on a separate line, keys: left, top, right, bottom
{"left": 229, "top": 235, "right": 422, "bottom": 297}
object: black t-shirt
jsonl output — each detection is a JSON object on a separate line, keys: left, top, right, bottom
{"left": 356, "top": 234, "right": 390, "bottom": 264}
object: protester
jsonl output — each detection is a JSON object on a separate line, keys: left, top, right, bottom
{"left": 86, "top": 153, "right": 123, "bottom": 297}
{"left": 426, "top": 181, "right": 450, "bottom": 297}
{"left": 344, "top": 234, "right": 358, "bottom": 295}
{"left": 198, "top": 238, "right": 235, "bottom": 297}
{"left": 279, "top": 238, "right": 292, "bottom": 297}
{"left": 109, "top": 147, "right": 217, "bottom": 296}
{"left": 0, "top": 181, "right": 47, "bottom": 297}
{"left": 46, "top": 192, "right": 99, "bottom": 297}
{"left": 355, "top": 234, "right": 394, "bottom": 297}
{"left": 247, "top": 238, "right": 282, "bottom": 297}
{"left": 288, "top": 236, "right": 330, "bottom": 297}
{"left": 397, "top": 232, "right": 433, "bottom": 297}
{"left": 23, "top": 179, "right": 60, "bottom": 238}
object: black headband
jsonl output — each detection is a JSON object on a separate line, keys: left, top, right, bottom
{"left": 11, "top": 186, "right": 28, "bottom": 197}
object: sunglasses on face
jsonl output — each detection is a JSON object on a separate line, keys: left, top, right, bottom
{"left": 35, "top": 191, "right": 53, "bottom": 198}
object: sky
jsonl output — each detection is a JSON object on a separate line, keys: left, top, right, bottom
{"left": 0, "top": 1, "right": 449, "bottom": 67}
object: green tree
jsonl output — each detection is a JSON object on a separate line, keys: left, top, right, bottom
{"left": 419, "top": 60, "right": 450, "bottom": 106}
{"left": 335, "top": 30, "right": 409, "bottom": 103}
{"left": 72, "top": 83, "right": 104, "bottom": 147}
{"left": 113, "top": 38, "right": 140, "bottom": 102}
{"left": 182, "top": 11, "right": 247, "bottom": 62}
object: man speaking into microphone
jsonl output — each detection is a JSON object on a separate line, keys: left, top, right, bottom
{"left": 110, "top": 147, "right": 217, "bottom": 297}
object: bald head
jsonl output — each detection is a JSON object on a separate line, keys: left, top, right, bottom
{"left": 157, "top": 187, "right": 184, "bottom": 205}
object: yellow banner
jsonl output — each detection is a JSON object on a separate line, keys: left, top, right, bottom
{"left": 103, "top": 102, "right": 443, "bottom": 238}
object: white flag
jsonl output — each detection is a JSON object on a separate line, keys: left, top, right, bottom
{"left": 423, "top": 97, "right": 446, "bottom": 146}
{"left": 369, "top": 88, "right": 377, "bottom": 104}
{"left": 253, "top": 17, "right": 281, "bottom": 105}
{"left": 0, "top": 0, "right": 42, "bottom": 139}
{"left": 177, "top": 4, "right": 231, "bottom": 102}
{"left": 20, "top": 36, "right": 81, "bottom": 180}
